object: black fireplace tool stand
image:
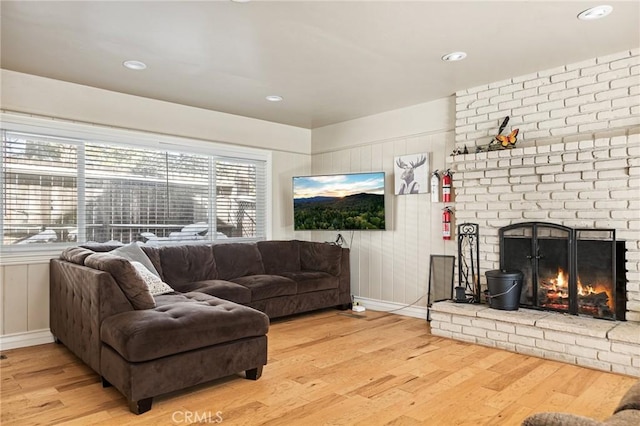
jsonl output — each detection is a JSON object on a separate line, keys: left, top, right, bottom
{"left": 456, "top": 223, "right": 481, "bottom": 303}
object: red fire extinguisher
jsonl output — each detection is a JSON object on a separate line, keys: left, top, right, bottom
{"left": 442, "top": 207, "right": 453, "bottom": 240}
{"left": 442, "top": 169, "right": 452, "bottom": 203}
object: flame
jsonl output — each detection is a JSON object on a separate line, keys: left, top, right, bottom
{"left": 540, "top": 268, "right": 613, "bottom": 311}
{"left": 555, "top": 268, "right": 568, "bottom": 289}
{"left": 544, "top": 268, "right": 569, "bottom": 298}
{"left": 577, "top": 276, "right": 613, "bottom": 310}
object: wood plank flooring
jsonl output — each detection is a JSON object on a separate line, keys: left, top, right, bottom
{"left": 1, "top": 309, "right": 637, "bottom": 425}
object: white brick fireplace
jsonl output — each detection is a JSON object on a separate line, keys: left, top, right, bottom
{"left": 430, "top": 49, "right": 640, "bottom": 377}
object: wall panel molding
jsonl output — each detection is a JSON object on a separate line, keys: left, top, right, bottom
{"left": 0, "top": 329, "right": 54, "bottom": 351}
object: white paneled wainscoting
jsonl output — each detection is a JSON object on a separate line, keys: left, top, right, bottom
{"left": 309, "top": 123, "right": 458, "bottom": 313}
{"left": 0, "top": 260, "right": 55, "bottom": 350}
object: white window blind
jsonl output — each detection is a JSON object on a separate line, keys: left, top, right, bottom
{"left": 1, "top": 127, "right": 268, "bottom": 248}
{"left": 2, "top": 131, "right": 79, "bottom": 245}
{"left": 215, "top": 159, "right": 266, "bottom": 239}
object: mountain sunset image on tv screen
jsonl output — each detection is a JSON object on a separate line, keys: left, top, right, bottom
{"left": 293, "top": 172, "right": 385, "bottom": 231}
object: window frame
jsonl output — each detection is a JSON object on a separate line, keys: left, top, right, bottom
{"left": 0, "top": 113, "right": 272, "bottom": 264}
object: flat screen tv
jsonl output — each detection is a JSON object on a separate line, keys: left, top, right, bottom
{"left": 293, "top": 172, "right": 386, "bottom": 230}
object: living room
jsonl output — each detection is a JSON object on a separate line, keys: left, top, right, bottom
{"left": 1, "top": 1, "right": 639, "bottom": 424}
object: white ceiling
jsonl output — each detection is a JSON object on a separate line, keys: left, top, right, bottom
{"left": 1, "top": 1, "right": 639, "bottom": 129}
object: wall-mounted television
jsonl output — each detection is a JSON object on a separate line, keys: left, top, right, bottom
{"left": 293, "top": 172, "right": 386, "bottom": 231}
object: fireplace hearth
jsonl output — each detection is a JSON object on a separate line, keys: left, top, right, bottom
{"left": 499, "top": 222, "right": 626, "bottom": 321}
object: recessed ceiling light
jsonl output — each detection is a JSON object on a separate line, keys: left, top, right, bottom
{"left": 266, "top": 95, "right": 283, "bottom": 102}
{"left": 123, "top": 60, "right": 147, "bottom": 70}
{"left": 441, "top": 52, "right": 467, "bottom": 62}
{"left": 230, "top": 0, "right": 251, "bottom": 3}
{"left": 577, "top": 5, "right": 613, "bottom": 20}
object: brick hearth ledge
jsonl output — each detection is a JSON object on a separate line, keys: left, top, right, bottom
{"left": 430, "top": 301, "right": 640, "bottom": 377}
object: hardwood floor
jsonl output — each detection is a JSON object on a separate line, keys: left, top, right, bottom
{"left": 1, "top": 309, "right": 636, "bottom": 425}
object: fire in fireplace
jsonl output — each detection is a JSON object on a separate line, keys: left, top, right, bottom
{"left": 539, "top": 267, "right": 615, "bottom": 318}
{"left": 499, "top": 222, "right": 626, "bottom": 321}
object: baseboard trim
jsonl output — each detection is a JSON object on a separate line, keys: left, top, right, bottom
{"left": 0, "top": 302, "right": 427, "bottom": 350}
{"left": 353, "top": 297, "right": 428, "bottom": 320}
{"left": 0, "top": 329, "right": 54, "bottom": 351}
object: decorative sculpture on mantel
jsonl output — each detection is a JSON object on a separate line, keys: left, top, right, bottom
{"left": 474, "top": 116, "right": 520, "bottom": 153}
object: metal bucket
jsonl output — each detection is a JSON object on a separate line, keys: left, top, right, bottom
{"left": 485, "top": 270, "right": 523, "bottom": 311}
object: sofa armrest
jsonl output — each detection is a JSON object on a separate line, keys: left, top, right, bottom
{"left": 50, "top": 259, "right": 133, "bottom": 374}
{"left": 299, "top": 241, "right": 343, "bottom": 275}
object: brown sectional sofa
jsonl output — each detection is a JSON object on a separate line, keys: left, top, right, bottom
{"left": 50, "top": 240, "right": 350, "bottom": 414}
{"left": 160, "top": 240, "right": 351, "bottom": 318}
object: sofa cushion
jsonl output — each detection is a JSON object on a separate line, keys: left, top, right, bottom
{"left": 84, "top": 253, "right": 155, "bottom": 310}
{"left": 300, "top": 241, "right": 342, "bottom": 276}
{"left": 159, "top": 245, "right": 217, "bottom": 285}
{"left": 152, "top": 292, "right": 198, "bottom": 308}
{"left": 60, "top": 247, "right": 95, "bottom": 265}
{"left": 130, "top": 261, "right": 174, "bottom": 296}
{"left": 111, "top": 242, "right": 161, "bottom": 277}
{"left": 257, "top": 240, "right": 301, "bottom": 274}
{"left": 279, "top": 271, "right": 339, "bottom": 293}
{"left": 170, "top": 280, "right": 252, "bottom": 304}
{"left": 231, "top": 275, "right": 296, "bottom": 301}
{"left": 80, "top": 243, "right": 124, "bottom": 252}
{"left": 213, "top": 243, "right": 265, "bottom": 280}
{"left": 140, "top": 245, "right": 163, "bottom": 280}
{"left": 100, "top": 292, "right": 269, "bottom": 362}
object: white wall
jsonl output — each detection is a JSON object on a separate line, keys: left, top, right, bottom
{"left": 1, "top": 70, "right": 311, "bottom": 154}
{"left": 0, "top": 70, "right": 311, "bottom": 347}
{"left": 271, "top": 151, "right": 311, "bottom": 239}
{"left": 307, "top": 97, "right": 457, "bottom": 316}
{"left": 312, "top": 97, "right": 453, "bottom": 154}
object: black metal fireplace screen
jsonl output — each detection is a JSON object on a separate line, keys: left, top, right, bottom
{"left": 499, "top": 222, "right": 626, "bottom": 321}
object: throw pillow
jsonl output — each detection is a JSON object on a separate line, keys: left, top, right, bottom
{"left": 84, "top": 253, "right": 155, "bottom": 310}
{"left": 111, "top": 242, "right": 160, "bottom": 278}
{"left": 130, "top": 261, "right": 174, "bottom": 296}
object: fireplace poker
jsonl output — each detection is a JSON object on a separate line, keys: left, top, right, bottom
{"left": 469, "top": 239, "right": 476, "bottom": 295}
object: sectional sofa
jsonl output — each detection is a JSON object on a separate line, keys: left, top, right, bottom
{"left": 50, "top": 240, "right": 350, "bottom": 413}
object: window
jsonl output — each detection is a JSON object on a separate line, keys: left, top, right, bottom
{"left": 1, "top": 120, "right": 268, "bottom": 249}
{"left": 2, "top": 133, "right": 78, "bottom": 245}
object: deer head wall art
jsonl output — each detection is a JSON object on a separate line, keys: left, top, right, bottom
{"left": 394, "top": 153, "right": 429, "bottom": 195}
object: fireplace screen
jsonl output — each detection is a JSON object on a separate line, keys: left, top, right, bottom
{"left": 499, "top": 222, "right": 625, "bottom": 321}
{"left": 575, "top": 229, "right": 620, "bottom": 319}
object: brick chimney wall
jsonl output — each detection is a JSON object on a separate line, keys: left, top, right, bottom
{"left": 448, "top": 49, "right": 640, "bottom": 322}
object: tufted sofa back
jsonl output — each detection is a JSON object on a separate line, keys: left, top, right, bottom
{"left": 212, "top": 243, "right": 266, "bottom": 280}
{"left": 158, "top": 245, "right": 218, "bottom": 285}
{"left": 257, "top": 240, "right": 301, "bottom": 274}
